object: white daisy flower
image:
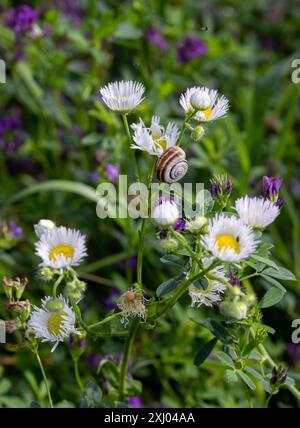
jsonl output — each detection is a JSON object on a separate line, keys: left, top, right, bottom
{"left": 179, "top": 86, "right": 229, "bottom": 122}
{"left": 202, "top": 214, "right": 259, "bottom": 262}
{"left": 27, "top": 295, "right": 79, "bottom": 352}
{"left": 235, "top": 196, "right": 280, "bottom": 229}
{"left": 189, "top": 259, "right": 227, "bottom": 307}
{"left": 152, "top": 196, "right": 180, "bottom": 226}
{"left": 131, "top": 116, "right": 179, "bottom": 157}
{"left": 34, "top": 219, "right": 56, "bottom": 238}
{"left": 99, "top": 80, "right": 145, "bottom": 113}
{"left": 35, "top": 226, "right": 87, "bottom": 270}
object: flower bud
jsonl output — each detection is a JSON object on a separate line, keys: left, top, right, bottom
{"left": 6, "top": 300, "right": 31, "bottom": 321}
{"left": 40, "top": 267, "right": 59, "bottom": 281}
{"left": 45, "top": 298, "right": 65, "bottom": 312}
{"left": 152, "top": 197, "right": 179, "bottom": 226}
{"left": 185, "top": 216, "right": 208, "bottom": 233}
{"left": 159, "top": 238, "right": 179, "bottom": 254}
{"left": 5, "top": 319, "right": 21, "bottom": 334}
{"left": 191, "top": 126, "right": 205, "bottom": 142}
{"left": 34, "top": 219, "right": 56, "bottom": 238}
{"left": 190, "top": 91, "right": 211, "bottom": 111}
{"left": 220, "top": 301, "right": 248, "bottom": 320}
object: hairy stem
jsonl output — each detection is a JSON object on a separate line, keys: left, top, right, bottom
{"left": 119, "top": 320, "right": 139, "bottom": 401}
{"left": 35, "top": 350, "right": 53, "bottom": 408}
{"left": 73, "top": 357, "right": 83, "bottom": 392}
{"left": 121, "top": 113, "right": 141, "bottom": 181}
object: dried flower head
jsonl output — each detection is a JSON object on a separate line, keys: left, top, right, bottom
{"left": 118, "top": 288, "right": 146, "bottom": 327}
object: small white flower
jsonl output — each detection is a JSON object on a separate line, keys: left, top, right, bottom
{"left": 235, "top": 196, "right": 280, "bottom": 229}
{"left": 179, "top": 86, "right": 229, "bottom": 122}
{"left": 27, "top": 295, "right": 79, "bottom": 352}
{"left": 131, "top": 116, "right": 179, "bottom": 157}
{"left": 202, "top": 214, "right": 259, "bottom": 262}
{"left": 35, "top": 226, "right": 87, "bottom": 270}
{"left": 190, "top": 91, "right": 211, "bottom": 110}
{"left": 152, "top": 196, "right": 180, "bottom": 226}
{"left": 99, "top": 80, "right": 145, "bottom": 113}
{"left": 189, "top": 259, "right": 227, "bottom": 307}
{"left": 34, "top": 219, "right": 56, "bottom": 238}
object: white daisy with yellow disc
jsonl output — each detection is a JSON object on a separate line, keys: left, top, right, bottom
{"left": 131, "top": 116, "right": 179, "bottom": 157}
{"left": 35, "top": 226, "right": 87, "bottom": 270}
{"left": 179, "top": 86, "right": 229, "bottom": 122}
{"left": 202, "top": 214, "right": 259, "bottom": 262}
{"left": 27, "top": 295, "right": 79, "bottom": 352}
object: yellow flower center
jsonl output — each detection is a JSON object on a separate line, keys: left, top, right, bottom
{"left": 49, "top": 245, "right": 74, "bottom": 262}
{"left": 48, "top": 311, "right": 67, "bottom": 335}
{"left": 215, "top": 234, "right": 240, "bottom": 254}
{"left": 152, "top": 135, "right": 167, "bottom": 151}
{"left": 202, "top": 108, "right": 212, "bottom": 120}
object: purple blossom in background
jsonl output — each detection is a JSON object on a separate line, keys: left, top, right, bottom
{"left": 102, "top": 287, "right": 121, "bottom": 311}
{"left": 146, "top": 27, "right": 169, "bottom": 52}
{"left": 56, "top": 0, "right": 83, "bottom": 29}
{"left": 8, "top": 221, "right": 23, "bottom": 238}
{"left": 286, "top": 343, "right": 300, "bottom": 366}
{"left": 128, "top": 396, "right": 144, "bottom": 408}
{"left": 87, "top": 171, "right": 99, "bottom": 183}
{"left": 118, "top": 256, "right": 137, "bottom": 274}
{"left": 72, "top": 125, "right": 85, "bottom": 139}
{"left": 105, "top": 164, "right": 119, "bottom": 182}
{"left": 88, "top": 353, "right": 114, "bottom": 370}
{"left": 4, "top": 5, "right": 39, "bottom": 34}
{"left": 260, "top": 37, "right": 276, "bottom": 51}
{"left": 262, "top": 176, "right": 283, "bottom": 199}
{"left": 0, "top": 113, "right": 26, "bottom": 155}
{"left": 173, "top": 218, "right": 185, "bottom": 233}
{"left": 177, "top": 36, "right": 208, "bottom": 64}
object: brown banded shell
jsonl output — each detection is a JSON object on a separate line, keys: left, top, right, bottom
{"left": 156, "top": 146, "right": 188, "bottom": 184}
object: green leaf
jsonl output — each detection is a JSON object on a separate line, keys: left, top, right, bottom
{"left": 238, "top": 371, "right": 256, "bottom": 390}
{"left": 251, "top": 255, "right": 279, "bottom": 270}
{"left": 156, "top": 273, "right": 185, "bottom": 298}
{"left": 80, "top": 381, "right": 102, "bottom": 408}
{"left": 215, "top": 351, "right": 235, "bottom": 368}
{"left": 160, "top": 255, "right": 185, "bottom": 268}
{"left": 82, "top": 133, "right": 103, "bottom": 146}
{"left": 226, "top": 369, "right": 238, "bottom": 383}
{"left": 262, "top": 267, "right": 297, "bottom": 281}
{"left": 261, "top": 274, "right": 286, "bottom": 292}
{"left": 194, "top": 337, "right": 218, "bottom": 366}
{"left": 245, "top": 367, "right": 271, "bottom": 393}
{"left": 192, "top": 318, "right": 231, "bottom": 343}
{"left": 7, "top": 180, "right": 98, "bottom": 205}
{"left": 259, "top": 287, "right": 286, "bottom": 308}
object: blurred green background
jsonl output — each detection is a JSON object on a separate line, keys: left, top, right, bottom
{"left": 0, "top": 0, "right": 299, "bottom": 408}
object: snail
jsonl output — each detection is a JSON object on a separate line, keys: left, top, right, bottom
{"left": 156, "top": 146, "right": 188, "bottom": 184}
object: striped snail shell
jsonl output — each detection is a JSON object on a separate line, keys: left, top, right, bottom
{"left": 156, "top": 146, "right": 188, "bottom": 184}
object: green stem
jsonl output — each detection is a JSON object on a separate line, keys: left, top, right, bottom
{"left": 121, "top": 113, "right": 141, "bottom": 181}
{"left": 177, "top": 110, "right": 197, "bottom": 146}
{"left": 169, "top": 228, "right": 203, "bottom": 270}
{"left": 119, "top": 320, "right": 139, "bottom": 401}
{"left": 52, "top": 274, "right": 64, "bottom": 298}
{"left": 250, "top": 328, "right": 300, "bottom": 402}
{"left": 73, "top": 358, "right": 83, "bottom": 392}
{"left": 136, "top": 157, "right": 156, "bottom": 288}
{"left": 35, "top": 350, "right": 54, "bottom": 408}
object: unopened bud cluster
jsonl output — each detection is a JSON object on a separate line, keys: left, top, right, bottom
{"left": 210, "top": 174, "right": 232, "bottom": 209}
{"left": 65, "top": 277, "right": 86, "bottom": 301}
{"left": 219, "top": 284, "right": 255, "bottom": 320}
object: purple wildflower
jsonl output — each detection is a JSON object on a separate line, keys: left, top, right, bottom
{"left": 286, "top": 343, "right": 300, "bottom": 366}
{"left": 0, "top": 113, "right": 26, "bottom": 155}
{"left": 173, "top": 218, "right": 185, "bottom": 233}
{"left": 128, "top": 396, "right": 144, "bottom": 408}
{"left": 146, "top": 27, "right": 169, "bottom": 52}
{"left": 262, "top": 176, "right": 283, "bottom": 199}
{"left": 8, "top": 221, "right": 23, "bottom": 238}
{"left": 210, "top": 182, "right": 216, "bottom": 196}
{"left": 87, "top": 171, "right": 99, "bottom": 183}
{"left": 276, "top": 197, "right": 285, "bottom": 209}
{"left": 177, "top": 36, "right": 207, "bottom": 64}
{"left": 228, "top": 272, "right": 240, "bottom": 287}
{"left": 105, "top": 164, "right": 119, "bottom": 182}
{"left": 4, "top": 5, "right": 39, "bottom": 34}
